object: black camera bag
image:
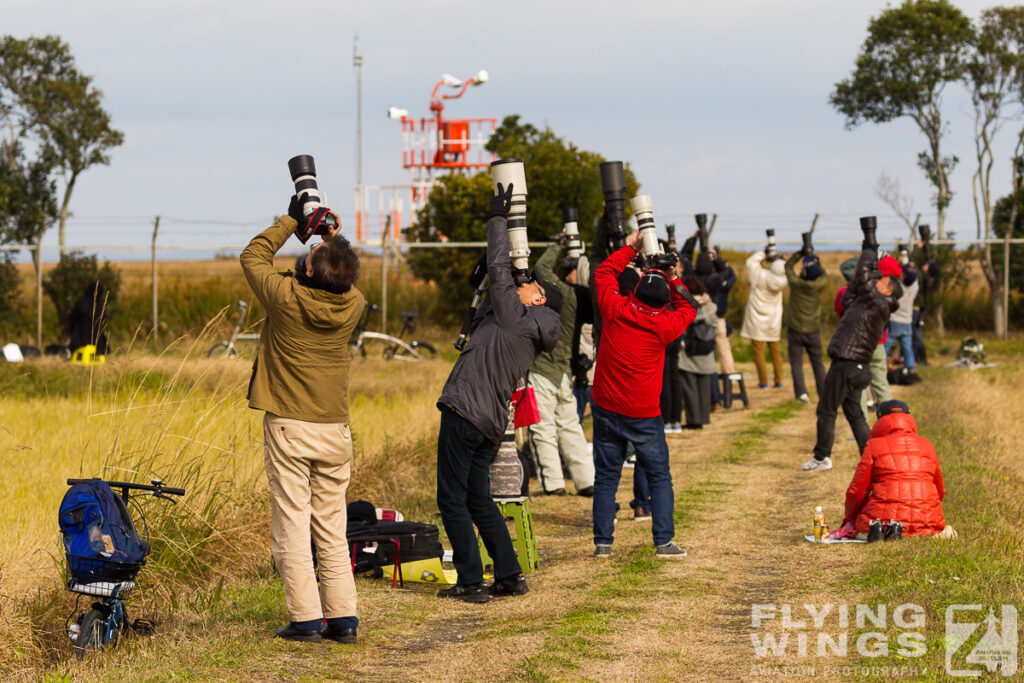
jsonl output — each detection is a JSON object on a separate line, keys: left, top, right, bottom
{"left": 346, "top": 520, "right": 444, "bottom": 577}
{"left": 683, "top": 320, "right": 717, "bottom": 356}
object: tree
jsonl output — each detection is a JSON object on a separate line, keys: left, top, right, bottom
{"left": 0, "top": 35, "right": 124, "bottom": 254}
{"left": 965, "top": 6, "right": 1024, "bottom": 337}
{"left": 875, "top": 171, "right": 920, "bottom": 243}
{"left": 42, "top": 250, "right": 121, "bottom": 336}
{"left": 830, "top": 0, "right": 973, "bottom": 334}
{"left": 403, "top": 115, "right": 639, "bottom": 321}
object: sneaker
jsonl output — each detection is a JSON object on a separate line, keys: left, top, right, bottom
{"left": 664, "top": 423, "right": 680, "bottom": 434}
{"left": 798, "top": 393, "right": 810, "bottom": 403}
{"left": 437, "top": 582, "right": 489, "bottom": 603}
{"left": 489, "top": 574, "right": 529, "bottom": 596}
{"left": 633, "top": 505, "right": 652, "bottom": 521}
{"left": 274, "top": 623, "right": 322, "bottom": 642}
{"left": 624, "top": 453, "right": 636, "bottom": 468}
{"left": 867, "top": 519, "right": 885, "bottom": 543}
{"left": 801, "top": 456, "right": 832, "bottom": 472}
{"left": 576, "top": 485, "right": 594, "bottom": 497}
{"left": 773, "top": 382, "right": 784, "bottom": 389}
{"left": 321, "top": 626, "right": 357, "bottom": 644}
{"left": 884, "top": 520, "right": 903, "bottom": 541}
{"left": 758, "top": 383, "right": 769, "bottom": 389}
{"left": 655, "top": 541, "right": 688, "bottom": 559}
{"left": 593, "top": 544, "right": 612, "bottom": 558}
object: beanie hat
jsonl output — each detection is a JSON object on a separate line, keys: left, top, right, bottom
{"left": 876, "top": 399, "right": 911, "bottom": 417}
{"left": 878, "top": 255, "right": 902, "bottom": 279}
{"left": 695, "top": 251, "right": 715, "bottom": 275}
{"left": 633, "top": 270, "right": 671, "bottom": 308}
{"left": 801, "top": 256, "right": 822, "bottom": 281}
{"left": 840, "top": 257, "right": 858, "bottom": 283}
{"left": 770, "top": 259, "right": 785, "bottom": 277}
{"left": 530, "top": 269, "right": 563, "bottom": 313}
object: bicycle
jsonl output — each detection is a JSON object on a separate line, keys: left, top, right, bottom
{"left": 208, "top": 300, "right": 260, "bottom": 358}
{"left": 348, "top": 302, "right": 437, "bottom": 361}
{"left": 64, "top": 477, "right": 185, "bottom": 658}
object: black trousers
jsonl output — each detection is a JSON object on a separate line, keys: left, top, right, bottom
{"left": 787, "top": 329, "right": 827, "bottom": 399}
{"left": 436, "top": 407, "right": 521, "bottom": 585}
{"left": 680, "top": 372, "right": 711, "bottom": 426}
{"left": 813, "top": 359, "right": 872, "bottom": 461}
{"left": 660, "top": 348, "right": 683, "bottom": 424}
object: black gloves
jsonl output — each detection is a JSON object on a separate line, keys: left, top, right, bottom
{"left": 489, "top": 182, "right": 514, "bottom": 220}
{"left": 288, "top": 193, "right": 308, "bottom": 225}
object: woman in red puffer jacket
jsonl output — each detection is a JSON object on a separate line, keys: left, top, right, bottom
{"left": 843, "top": 400, "right": 946, "bottom": 536}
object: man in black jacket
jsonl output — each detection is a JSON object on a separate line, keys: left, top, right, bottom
{"left": 802, "top": 217, "right": 902, "bottom": 472}
{"left": 435, "top": 184, "right": 561, "bottom": 602}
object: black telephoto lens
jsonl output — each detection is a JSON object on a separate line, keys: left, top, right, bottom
{"left": 694, "top": 213, "right": 707, "bottom": 230}
{"left": 666, "top": 223, "right": 676, "bottom": 247}
{"left": 599, "top": 161, "right": 628, "bottom": 250}
{"left": 918, "top": 224, "right": 931, "bottom": 242}
{"left": 802, "top": 232, "right": 814, "bottom": 255}
{"left": 860, "top": 216, "right": 878, "bottom": 246}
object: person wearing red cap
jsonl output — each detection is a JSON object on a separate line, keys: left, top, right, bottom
{"left": 858, "top": 255, "right": 903, "bottom": 417}
{"left": 828, "top": 400, "right": 947, "bottom": 539}
{"left": 802, "top": 218, "right": 902, "bottom": 472}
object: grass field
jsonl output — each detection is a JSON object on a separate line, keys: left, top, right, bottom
{"left": 1, "top": 303, "right": 1022, "bottom": 680}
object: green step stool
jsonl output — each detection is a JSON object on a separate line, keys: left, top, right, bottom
{"left": 478, "top": 497, "right": 539, "bottom": 574}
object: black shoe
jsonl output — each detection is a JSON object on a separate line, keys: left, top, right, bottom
{"left": 543, "top": 488, "right": 567, "bottom": 496}
{"left": 489, "top": 574, "right": 529, "bottom": 597}
{"left": 576, "top": 486, "right": 594, "bottom": 497}
{"left": 866, "top": 519, "right": 885, "bottom": 543}
{"left": 884, "top": 520, "right": 903, "bottom": 541}
{"left": 437, "top": 582, "right": 489, "bottom": 603}
{"left": 322, "top": 626, "right": 357, "bottom": 644}
{"left": 274, "top": 623, "right": 322, "bottom": 642}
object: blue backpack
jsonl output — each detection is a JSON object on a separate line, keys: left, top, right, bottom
{"left": 59, "top": 479, "right": 149, "bottom": 581}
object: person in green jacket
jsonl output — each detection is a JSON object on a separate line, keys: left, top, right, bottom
{"left": 241, "top": 199, "right": 364, "bottom": 644}
{"left": 527, "top": 239, "right": 595, "bottom": 496}
{"left": 784, "top": 249, "right": 828, "bottom": 402}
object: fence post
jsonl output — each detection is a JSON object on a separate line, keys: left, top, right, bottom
{"left": 152, "top": 215, "right": 160, "bottom": 344}
{"left": 35, "top": 241, "right": 43, "bottom": 349}
{"left": 381, "top": 213, "right": 391, "bottom": 334}
{"left": 1003, "top": 234, "right": 1011, "bottom": 339}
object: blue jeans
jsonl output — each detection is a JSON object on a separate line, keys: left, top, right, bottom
{"left": 573, "top": 385, "right": 592, "bottom": 424}
{"left": 592, "top": 404, "right": 675, "bottom": 547}
{"left": 885, "top": 322, "right": 915, "bottom": 371}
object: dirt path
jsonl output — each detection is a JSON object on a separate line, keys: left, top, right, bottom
{"left": 326, "top": 378, "right": 876, "bottom": 682}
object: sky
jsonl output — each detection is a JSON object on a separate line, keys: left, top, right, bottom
{"left": 2, "top": 0, "right": 1017, "bottom": 261}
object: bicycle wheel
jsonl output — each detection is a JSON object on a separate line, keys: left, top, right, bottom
{"left": 75, "top": 608, "right": 111, "bottom": 658}
{"left": 207, "top": 343, "right": 238, "bottom": 359}
{"left": 410, "top": 341, "right": 437, "bottom": 359}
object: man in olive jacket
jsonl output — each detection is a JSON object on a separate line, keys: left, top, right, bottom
{"left": 784, "top": 250, "right": 828, "bottom": 402}
{"left": 528, "top": 241, "right": 595, "bottom": 496}
{"left": 241, "top": 206, "right": 363, "bottom": 644}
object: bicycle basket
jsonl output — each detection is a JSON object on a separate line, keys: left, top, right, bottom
{"left": 66, "top": 554, "right": 143, "bottom": 597}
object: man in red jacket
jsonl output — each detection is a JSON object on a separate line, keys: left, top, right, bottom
{"left": 591, "top": 232, "right": 696, "bottom": 559}
{"left": 834, "top": 400, "right": 946, "bottom": 538}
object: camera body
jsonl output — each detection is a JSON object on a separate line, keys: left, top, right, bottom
{"left": 599, "top": 161, "right": 628, "bottom": 251}
{"left": 490, "top": 158, "right": 531, "bottom": 285}
{"left": 288, "top": 155, "right": 339, "bottom": 243}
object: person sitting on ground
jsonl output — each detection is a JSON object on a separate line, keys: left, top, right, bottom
{"left": 69, "top": 281, "right": 110, "bottom": 357}
{"left": 829, "top": 400, "right": 949, "bottom": 539}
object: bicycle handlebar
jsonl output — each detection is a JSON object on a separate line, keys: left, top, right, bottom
{"left": 66, "top": 478, "right": 186, "bottom": 496}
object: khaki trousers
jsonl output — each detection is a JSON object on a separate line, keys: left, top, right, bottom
{"left": 716, "top": 317, "right": 736, "bottom": 374}
{"left": 528, "top": 372, "right": 595, "bottom": 492}
{"left": 859, "top": 343, "right": 891, "bottom": 419}
{"left": 264, "top": 413, "right": 357, "bottom": 623}
{"left": 750, "top": 339, "right": 784, "bottom": 386}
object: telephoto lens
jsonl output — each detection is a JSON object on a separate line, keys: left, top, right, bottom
{"left": 860, "top": 216, "right": 878, "bottom": 246}
{"left": 631, "top": 195, "right": 662, "bottom": 260}
{"left": 765, "top": 229, "right": 778, "bottom": 260}
{"left": 599, "top": 161, "right": 628, "bottom": 250}
{"left": 694, "top": 213, "right": 709, "bottom": 252}
{"left": 918, "top": 224, "right": 931, "bottom": 243}
{"left": 665, "top": 223, "right": 677, "bottom": 251}
{"left": 490, "top": 158, "right": 531, "bottom": 285}
{"left": 287, "top": 154, "right": 339, "bottom": 243}
{"left": 562, "top": 207, "right": 583, "bottom": 259}
{"left": 801, "top": 232, "right": 814, "bottom": 255}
